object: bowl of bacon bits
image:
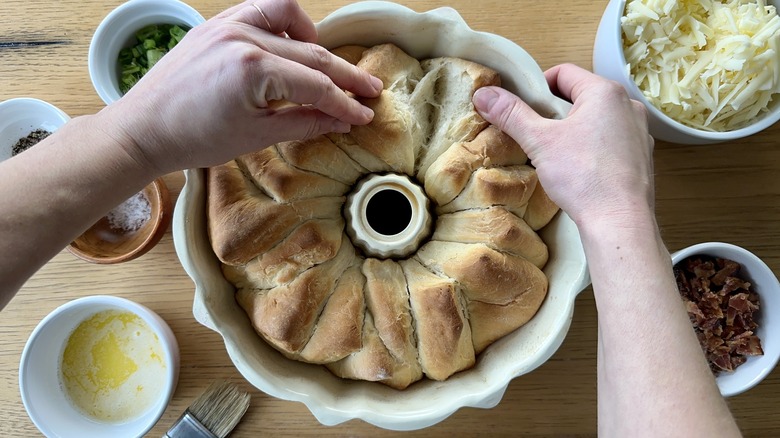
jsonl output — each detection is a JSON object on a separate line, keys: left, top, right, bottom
{"left": 672, "top": 242, "right": 780, "bottom": 397}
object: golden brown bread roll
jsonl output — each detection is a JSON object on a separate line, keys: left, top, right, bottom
{"left": 206, "top": 43, "right": 560, "bottom": 389}
{"left": 237, "top": 147, "right": 349, "bottom": 202}
{"left": 414, "top": 241, "right": 548, "bottom": 353}
{"left": 207, "top": 161, "right": 343, "bottom": 265}
{"left": 235, "top": 235, "right": 356, "bottom": 355}
{"left": 328, "top": 90, "right": 420, "bottom": 174}
{"left": 401, "top": 259, "right": 475, "bottom": 381}
{"left": 222, "top": 218, "right": 344, "bottom": 290}
{"left": 300, "top": 264, "right": 365, "bottom": 363}
{"left": 358, "top": 43, "right": 424, "bottom": 93}
{"left": 424, "top": 125, "right": 528, "bottom": 206}
{"left": 433, "top": 207, "right": 548, "bottom": 268}
{"left": 524, "top": 183, "right": 560, "bottom": 231}
{"left": 326, "top": 44, "right": 430, "bottom": 175}
{"left": 437, "top": 165, "right": 539, "bottom": 217}
{"left": 326, "top": 312, "right": 415, "bottom": 389}
{"left": 416, "top": 57, "right": 500, "bottom": 180}
{"left": 275, "top": 136, "right": 366, "bottom": 186}
{"left": 360, "top": 259, "right": 422, "bottom": 388}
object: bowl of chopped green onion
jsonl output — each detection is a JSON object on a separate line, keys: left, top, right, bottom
{"left": 88, "top": 0, "right": 205, "bottom": 105}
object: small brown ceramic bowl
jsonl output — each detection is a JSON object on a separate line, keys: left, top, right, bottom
{"left": 68, "top": 178, "right": 172, "bottom": 264}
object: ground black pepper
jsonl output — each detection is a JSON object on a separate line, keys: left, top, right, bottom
{"left": 12, "top": 129, "right": 50, "bottom": 156}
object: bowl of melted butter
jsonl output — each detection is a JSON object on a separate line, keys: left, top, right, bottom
{"left": 19, "top": 295, "right": 179, "bottom": 437}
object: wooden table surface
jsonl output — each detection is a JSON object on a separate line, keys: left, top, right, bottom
{"left": 2, "top": 0, "right": 780, "bottom": 436}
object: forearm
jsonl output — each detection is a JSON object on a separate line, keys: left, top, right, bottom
{"left": 0, "top": 110, "right": 158, "bottom": 307}
{"left": 579, "top": 210, "right": 740, "bottom": 437}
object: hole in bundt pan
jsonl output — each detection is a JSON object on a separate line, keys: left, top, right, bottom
{"left": 366, "top": 189, "right": 412, "bottom": 236}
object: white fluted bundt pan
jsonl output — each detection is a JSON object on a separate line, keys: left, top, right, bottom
{"left": 174, "top": 1, "right": 589, "bottom": 431}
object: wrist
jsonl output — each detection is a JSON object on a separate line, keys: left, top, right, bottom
{"left": 574, "top": 194, "right": 657, "bottom": 238}
{"left": 90, "top": 104, "right": 166, "bottom": 179}
{"left": 72, "top": 112, "right": 162, "bottom": 184}
{"left": 576, "top": 202, "right": 664, "bottom": 265}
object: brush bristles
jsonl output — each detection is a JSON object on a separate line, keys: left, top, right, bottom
{"left": 188, "top": 381, "right": 251, "bottom": 438}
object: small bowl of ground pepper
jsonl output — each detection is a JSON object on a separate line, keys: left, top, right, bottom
{"left": 68, "top": 178, "right": 172, "bottom": 264}
{"left": 672, "top": 242, "right": 780, "bottom": 397}
{"left": 0, "top": 97, "right": 69, "bottom": 162}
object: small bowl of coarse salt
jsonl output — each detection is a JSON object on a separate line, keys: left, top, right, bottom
{"left": 68, "top": 178, "right": 172, "bottom": 264}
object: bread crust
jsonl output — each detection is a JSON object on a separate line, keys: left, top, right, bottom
{"left": 275, "top": 136, "right": 367, "bottom": 186}
{"left": 434, "top": 207, "right": 549, "bottom": 268}
{"left": 362, "top": 259, "right": 423, "bottom": 385}
{"left": 326, "top": 312, "right": 416, "bottom": 389}
{"left": 327, "top": 91, "right": 417, "bottom": 174}
{"left": 300, "top": 264, "right": 366, "bottom": 363}
{"left": 236, "top": 236, "right": 356, "bottom": 355}
{"left": 206, "top": 161, "right": 343, "bottom": 265}
{"left": 524, "top": 183, "right": 560, "bottom": 230}
{"left": 223, "top": 218, "right": 344, "bottom": 290}
{"left": 401, "top": 259, "right": 475, "bottom": 381}
{"left": 330, "top": 45, "right": 368, "bottom": 65}
{"left": 414, "top": 241, "right": 548, "bottom": 353}
{"left": 424, "top": 126, "right": 528, "bottom": 206}
{"left": 237, "top": 147, "right": 349, "bottom": 202}
{"left": 438, "top": 165, "right": 539, "bottom": 217}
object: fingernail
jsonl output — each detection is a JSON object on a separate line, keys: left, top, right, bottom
{"left": 370, "top": 76, "right": 384, "bottom": 93}
{"left": 332, "top": 120, "right": 351, "bottom": 133}
{"left": 362, "top": 105, "right": 375, "bottom": 122}
{"left": 473, "top": 87, "right": 500, "bottom": 112}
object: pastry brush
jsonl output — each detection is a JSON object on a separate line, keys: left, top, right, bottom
{"left": 165, "top": 381, "right": 251, "bottom": 438}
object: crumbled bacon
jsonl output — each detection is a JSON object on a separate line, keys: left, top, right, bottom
{"left": 674, "top": 255, "right": 764, "bottom": 375}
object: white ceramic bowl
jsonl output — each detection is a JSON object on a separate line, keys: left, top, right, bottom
{"left": 173, "top": 1, "right": 590, "bottom": 431}
{"left": 88, "top": 0, "right": 205, "bottom": 105}
{"left": 0, "top": 98, "right": 69, "bottom": 162}
{"left": 671, "top": 242, "right": 780, "bottom": 397}
{"left": 19, "top": 295, "right": 180, "bottom": 437}
{"left": 593, "top": 0, "right": 780, "bottom": 144}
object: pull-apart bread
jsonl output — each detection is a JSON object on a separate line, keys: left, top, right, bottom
{"left": 206, "top": 43, "right": 560, "bottom": 389}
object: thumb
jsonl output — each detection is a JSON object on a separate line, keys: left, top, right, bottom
{"left": 473, "top": 87, "right": 548, "bottom": 150}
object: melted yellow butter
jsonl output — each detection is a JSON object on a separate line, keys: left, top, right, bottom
{"left": 60, "top": 309, "right": 167, "bottom": 423}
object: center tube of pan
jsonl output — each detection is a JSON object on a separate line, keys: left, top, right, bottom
{"left": 365, "top": 189, "right": 413, "bottom": 236}
{"left": 345, "top": 173, "right": 432, "bottom": 259}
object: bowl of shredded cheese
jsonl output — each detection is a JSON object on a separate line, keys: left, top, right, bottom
{"left": 594, "top": 0, "right": 780, "bottom": 144}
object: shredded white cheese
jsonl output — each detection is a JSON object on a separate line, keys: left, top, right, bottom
{"left": 622, "top": 0, "right": 780, "bottom": 131}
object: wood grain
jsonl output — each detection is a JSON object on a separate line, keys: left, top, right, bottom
{"left": 1, "top": 0, "right": 779, "bottom": 436}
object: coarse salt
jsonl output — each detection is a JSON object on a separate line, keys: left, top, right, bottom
{"left": 107, "top": 191, "right": 151, "bottom": 232}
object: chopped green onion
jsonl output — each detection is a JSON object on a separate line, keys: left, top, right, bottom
{"left": 118, "top": 23, "right": 190, "bottom": 94}
{"left": 146, "top": 49, "right": 165, "bottom": 68}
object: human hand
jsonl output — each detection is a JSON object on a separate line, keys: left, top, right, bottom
{"left": 104, "top": 0, "right": 382, "bottom": 174}
{"left": 472, "top": 64, "right": 654, "bottom": 229}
